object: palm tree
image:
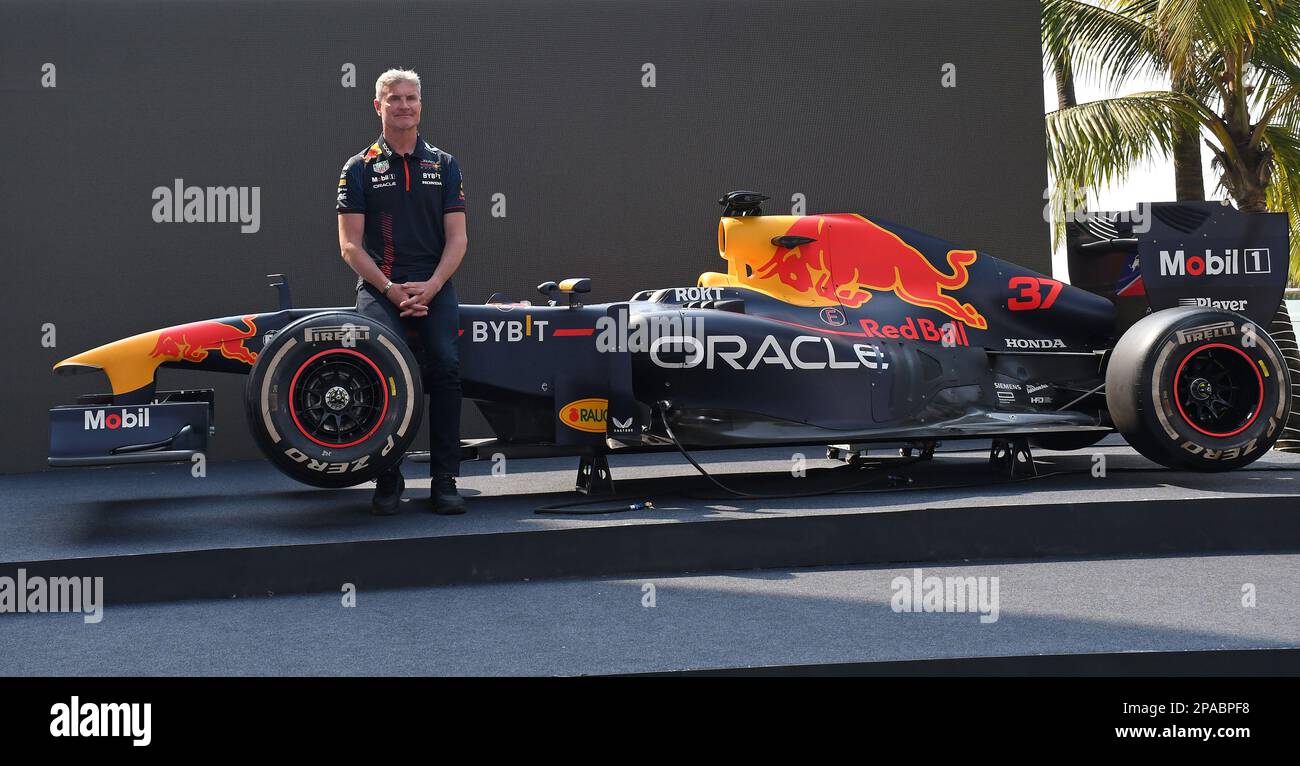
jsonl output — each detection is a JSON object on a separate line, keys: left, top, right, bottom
{"left": 1042, "top": 0, "right": 1300, "bottom": 286}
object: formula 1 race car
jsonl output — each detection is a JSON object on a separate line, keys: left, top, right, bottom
{"left": 49, "top": 192, "right": 1297, "bottom": 490}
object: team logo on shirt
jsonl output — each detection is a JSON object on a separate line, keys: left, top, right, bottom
{"left": 363, "top": 143, "right": 384, "bottom": 161}
{"left": 372, "top": 159, "right": 390, "bottom": 174}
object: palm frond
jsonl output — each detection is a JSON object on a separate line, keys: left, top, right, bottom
{"left": 1253, "top": 82, "right": 1300, "bottom": 146}
{"left": 1045, "top": 91, "right": 1200, "bottom": 249}
{"left": 1046, "top": 91, "right": 1201, "bottom": 184}
{"left": 1270, "top": 94, "right": 1300, "bottom": 134}
{"left": 1155, "top": 0, "right": 1271, "bottom": 82}
{"left": 1247, "top": 0, "right": 1300, "bottom": 97}
{"left": 1042, "top": 0, "right": 1163, "bottom": 91}
{"left": 1260, "top": 124, "right": 1300, "bottom": 285}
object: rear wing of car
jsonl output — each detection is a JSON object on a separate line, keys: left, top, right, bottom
{"left": 1066, "top": 201, "right": 1290, "bottom": 333}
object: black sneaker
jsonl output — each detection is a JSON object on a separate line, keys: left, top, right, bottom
{"left": 371, "top": 470, "right": 404, "bottom": 516}
{"left": 431, "top": 474, "right": 466, "bottom": 515}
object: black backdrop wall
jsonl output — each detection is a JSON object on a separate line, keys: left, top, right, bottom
{"left": 1, "top": 0, "right": 1048, "bottom": 474}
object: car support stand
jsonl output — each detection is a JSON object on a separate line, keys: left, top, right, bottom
{"left": 576, "top": 453, "right": 615, "bottom": 495}
{"left": 900, "top": 441, "right": 937, "bottom": 460}
{"left": 989, "top": 437, "right": 1037, "bottom": 478}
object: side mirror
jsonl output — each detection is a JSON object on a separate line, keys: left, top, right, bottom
{"left": 558, "top": 277, "right": 591, "bottom": 294}
{"left": 267, "top": 274, "right": 293, "bottom": 310}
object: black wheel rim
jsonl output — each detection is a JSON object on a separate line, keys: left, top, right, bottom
{"left": 291, "top": 352, "right": 386, "bottom": 446}
{"left": 1173, "top": 344, "right": 1262, "bottom": 438}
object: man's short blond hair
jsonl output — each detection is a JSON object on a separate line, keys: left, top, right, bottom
{"left": 375, "top": 68, "right": 421, "bottom": 101}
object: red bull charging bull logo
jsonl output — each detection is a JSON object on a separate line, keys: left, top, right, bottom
{"left": 149, "top": 316, "right": 259, "bottom": 365}
{"left": 753, "top": 215, "right": 988, "bottom": 329}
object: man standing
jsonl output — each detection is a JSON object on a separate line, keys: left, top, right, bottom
{"left": 336, "top": 68, "right": 467, "bottom": 515}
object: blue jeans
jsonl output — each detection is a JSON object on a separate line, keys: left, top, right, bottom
{"left": 355, "top": 281, "right": 462, "bottom": 476}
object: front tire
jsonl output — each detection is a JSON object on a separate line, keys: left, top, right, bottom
{"left": 245, "top": 311, "right": 424, "bottom": 487}
{"left": 1106, "top": 307, "right": 1291, "bottom": 471}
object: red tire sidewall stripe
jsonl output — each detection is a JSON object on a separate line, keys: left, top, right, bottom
{"left": 1172, "top": 342, "right": 1263, "bottom": 439}
{"left": 289, "top": 348, "right": 390, "bottom": 449}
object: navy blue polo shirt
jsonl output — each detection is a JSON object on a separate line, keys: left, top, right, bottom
{"left": 337, "top": 135, "right": 465, "bottom": 285}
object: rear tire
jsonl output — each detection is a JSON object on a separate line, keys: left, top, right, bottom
{"left": 1106, "top": 307, "right": 1291, "bottom": 471}
{"left": 245, "top": 311, "right": 424, "bottom": 487}
{"left": 1268, "top": 300, "right": 1300, "bottom": 452}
